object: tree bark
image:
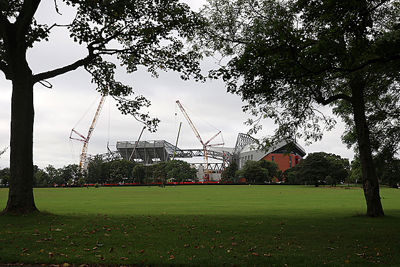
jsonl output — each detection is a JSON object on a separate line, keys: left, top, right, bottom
{"left": 351, "top": 78, "right": 384, "bottom": 217}
{"left": 2, "top": 31, "right": 37, "bottom": 214}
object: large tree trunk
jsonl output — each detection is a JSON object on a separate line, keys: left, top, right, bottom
{"left": 2, "top": 46, "right": 38, "bottom": 214}
{"left": 351, "top": 78, "right": 384, "bottom": 217}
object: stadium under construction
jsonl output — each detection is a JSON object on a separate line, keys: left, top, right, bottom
{"left": 74, "top": 98, "right": 306, "bottom": 181}
{"left": 92, "top": 133, "right": 306, "bottom": 182}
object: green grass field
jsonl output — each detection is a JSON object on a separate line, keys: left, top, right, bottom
{"left": 0, "top": 185, "right": 399, "bottom": 266}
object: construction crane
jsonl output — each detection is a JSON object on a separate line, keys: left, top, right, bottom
{"left": 173, "top": 122, "right": 182, "bottom": 160}
{"left": 128, "top": 126, "right": 146, "bottom": 162}
{"left": 176, "top": 100, "right": 224, "bottom": 181}
{"left": 70, "top": 95, "right": 106, "bottom": 171}
{"left": 0, "top": 146, "right": 8, "bottom": 158}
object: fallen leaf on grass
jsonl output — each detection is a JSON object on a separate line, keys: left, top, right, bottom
{"left": 139, "top": 249, "right": 145, "bottom": 254}
{"left": 169, "top": 255, "right": 175, "bottom": 260}
{"left": 120, "top": 257, "right": 128, "bottom": 260}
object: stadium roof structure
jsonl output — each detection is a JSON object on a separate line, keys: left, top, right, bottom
{"left": 116, "top": 140, "right": 231, "bottom": 164}
{"left": 240, "top": 140, "right": 306, "bottom": 158}
{"left": 117, "top": 140, "right": 179, "bottom": 164}
{"left": 233, "top": 133, "right": 306, "bottom": 162}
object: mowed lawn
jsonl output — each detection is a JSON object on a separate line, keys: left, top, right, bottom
{"left": 0, "top": 185, "right": 399, "bottom": 266}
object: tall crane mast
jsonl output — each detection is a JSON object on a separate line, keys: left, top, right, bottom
{"left": 70, "top": 95, "right": 106, "bottom": 171}
{"left": 0, "top": 146, "right": 8, "bottom": 158}
{"left": 176, "top": 100, "right": 205, "bottom": 146}
{"left": 176, "top": 100, "right": 224, "bottom": 181}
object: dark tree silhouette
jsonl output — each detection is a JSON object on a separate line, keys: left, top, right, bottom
{"left": 203, "top": 0, "right": 400, "bottom": 216}
{"left": 0, "top": 0, "right": 202, "bottom": 214}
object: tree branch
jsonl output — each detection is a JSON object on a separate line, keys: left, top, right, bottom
{"left": 348, "top": 54, "right": 400, "bottom": 73}
{"left": 48, "top": 23, "right": 71, "bottom": 31}
{"left": 15, "top": 0, "right": 41, "bottom": 42}
{"left": 33, "top": 53, "right": 96, "bottom": 83}
{"left": 0, "top": 13, "right": 11, "bottom": 40}
{"left": 366, "top": 0, "right": 390, "bottom": 14}
{"left": 53, "top": 0, "right": 62, "bottom": 15}
{"left": 0, "top": 60, "right": 11, "bottom": 79}
{"left": 314, "top": 93, "right": 352, "bottom": 105}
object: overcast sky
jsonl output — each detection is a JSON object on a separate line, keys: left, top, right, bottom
{"left": 0, "top": 0, "right": 355, "bottom": 169}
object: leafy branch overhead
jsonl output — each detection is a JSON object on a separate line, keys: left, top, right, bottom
{"left": 0, "top": 0, "right": 205, "bottom": 214}
{"left": 200, "top": 0, "right": 400, "bottom": 217}
{"left": 0, "top": 0, "right": 205, "bottom": 130}
{"left": 202, "top": 0, "right": 400, "bottom": 144}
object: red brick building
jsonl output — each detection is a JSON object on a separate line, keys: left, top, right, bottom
{"left": 238, "top": 141, "right": 306, "bottom": 172}
{"left": 261, "top": 143, "right": 305, "bottom": 172}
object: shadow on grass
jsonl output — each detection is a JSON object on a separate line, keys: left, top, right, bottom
{"left": 0, "top": 211, "right": 399, "bottom": 266}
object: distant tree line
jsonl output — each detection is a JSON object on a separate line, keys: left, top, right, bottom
{"left": 284, "top": 152, "right": 350, "bottom": 186}
{"left": 86, "top": 157, "right": 197, "bottom": 185}
{"left": 350, "top": 152, "right": 400, "bottom": 188}
{"left": 0, "top": 152, "right": 398, "bottom": 188}
{"left": 221, "top": 160, "right": 281, "bottom": 184}
{"left": 0, "top": 164, "right": 81, "bottom": 188}
{"left": 220, "top": 152, "right": 400, "bottom": 187}
{"left": 0, "top": 158, "right": 197, "bottom": 187}
{"left": 284, "top": 152, "right": 400, "bottom": 187}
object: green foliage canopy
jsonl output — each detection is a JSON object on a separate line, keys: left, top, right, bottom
{"left": 202, "top": 0, "right": 400, "bottom": 143}
{"left": 285, "top": 152, "right": 349, "bottom": 186}
{"left": 221, "top": 161, "right": 238, "bottom": 181}
{"left": 0, "top": 0, "right": 204, "bottom": 213}
{"left": 201, "top": 0, "right": 400, "bottom": 216}
{"left": 0, "top": 0, "right": 204, "bottom": 128}
{"left": 238, "top": 160, "right": 278, "bottom": 183}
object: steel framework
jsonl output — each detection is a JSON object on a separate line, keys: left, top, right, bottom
{"left": 70, "top": 95, "right": 106, "bottom": 171}
{"left": 234, "top": 133, "right": 258, "bottom": 155}
{"left": 116, "top": 140, "right": 232, "bottom": 164}
{"left": 175, "top": 100, "right": 224, "bottom": 180}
